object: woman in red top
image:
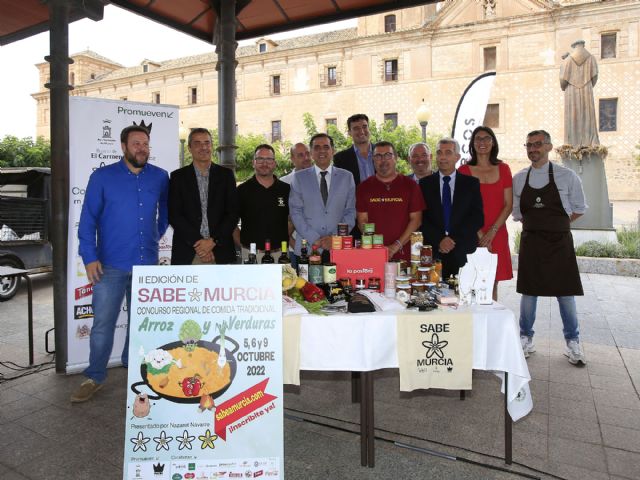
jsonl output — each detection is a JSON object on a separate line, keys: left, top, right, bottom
{"left": 458, "top": 126, "right": 513, "bottom": 301}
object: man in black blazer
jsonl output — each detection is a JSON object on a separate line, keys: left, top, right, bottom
{"left": 169, "top": 128, "right": 238, "bottom": 265}
{"left": 333, "top": 113, "right": 375, "bottom": 186}
{"left": 420, "top": 138, "right": 484, "bottom": 281}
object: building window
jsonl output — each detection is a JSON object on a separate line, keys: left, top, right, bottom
{"left": 483, "top": 104, "right": 500, "bottom": 128}
{"left": 384, "top": 59, "right": 398, "bottom": 82}
{"left": 601, "top": 33, "right": 617, "bottom": 59}
{"left": 599, "top": 98, "right": 617, "bottom": 131}
{"left": 143, "top": 64, "right": 149, "bottom": 73}
{"left": 384, "top": 15, "right": 396, "bottom": 33}
{"left": 90, "top": 73, "right": 95, "bottom": 80}
{"left": 326, "top": 118, "right": 337, "bottom": 129}
{"left": 152, "top": 92, "right": 160, "bottom": 104}
{"left": 383, "top": 113, "right": 398, "bottom": 129}
{"left": 272, "top": 75, "right": 281, "bottom": 95}
{"left": 259, "top": 43, "right": 267, "bottom": 53}
{"left": 271, "top": 120, "right": 282, "bottom": 142}
{"left": 483, "top": 46, "right": 496, "bottom": 71}
{"left": 69, "top": 72, "right": 75, "bottom": 85}
{"left": 327, "top": 67, "right": 337, "bottom": 86}
{"left": 189, "top": 87, "right": 198, "bottom": 105}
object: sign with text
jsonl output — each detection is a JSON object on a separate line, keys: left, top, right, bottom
{"left": 396, "top": 312, "right": 473, "bottom": 391}
{"left": 124, "top": 265, "right": 283, "bottom": 480}
{"left": 66, "top": 96, "right": 178, "bottom": 374}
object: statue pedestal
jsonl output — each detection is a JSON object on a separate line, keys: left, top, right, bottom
{"left": 560, "top": 151, "right": 614, "bottom": 230}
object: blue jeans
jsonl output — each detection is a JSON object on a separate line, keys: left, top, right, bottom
{"left": 84, "top": 265, "right": 132, "bottom": 383}
{"left": 519, "top": 294, "right": 579, "bottom": 341}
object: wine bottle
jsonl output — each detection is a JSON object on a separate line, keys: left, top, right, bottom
{"left": 297, "top": 239, "right": 310, "bottom": 281}
{"left": 261, "top": 239, "right": 275, "bottom": 264}
{"left": 244, "top": 243, "right": 257, "bottom": 264}
{"left": 278, "top": 241, "right": 290, "bottom": 264}
{"left": 308, "top": 243, "right": 323, "bottom": 284}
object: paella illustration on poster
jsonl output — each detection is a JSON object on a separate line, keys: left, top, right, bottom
{"left": 123, "top": 265, "right": 283, "bottom": 480}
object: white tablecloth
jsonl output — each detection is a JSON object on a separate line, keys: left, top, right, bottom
{"left": 295, "top": 304, "right": 533, "bottom": 421}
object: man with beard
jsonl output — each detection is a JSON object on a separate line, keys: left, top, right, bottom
{"left": 72, "top": 125, "right": 169, "bottom": 402}
{"left": 236, "top": 144, "right": 292, "bottom": 263}
{"left": 513, "top": 130, "right": 587, "bottom": 365}
{"left": 356, "top": 141, "right": 424, "bottom": 261}
{"left": 168, "top": 128, "right": 238, "bottom": 265}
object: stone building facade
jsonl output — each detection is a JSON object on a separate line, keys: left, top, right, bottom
{"left": 32, "top": 0, "right": 640, "bottom": 199}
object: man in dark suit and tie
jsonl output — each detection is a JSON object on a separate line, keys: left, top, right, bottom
{"left": 168, "top": 128, "right": 238, "bottom": 265}
{"left": 420, "top": 138, "right": 484, "bottom": 281}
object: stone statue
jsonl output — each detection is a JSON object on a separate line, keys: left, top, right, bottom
{"left": 560, "top": 40, "right": 599, "bottom": 146}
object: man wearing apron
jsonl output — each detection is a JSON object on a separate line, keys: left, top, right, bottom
{"left": 513, "top": 130, "right": 587, "bottom": 365}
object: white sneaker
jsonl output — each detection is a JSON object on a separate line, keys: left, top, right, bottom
{"left": 565, "top": 339, "right": 586, "bottom": 366}
{"left": 520, "top": 335, "right": 535, "bottom": 359}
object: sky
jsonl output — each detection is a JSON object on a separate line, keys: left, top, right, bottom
{"left": 0, "top": 5, "right": 354, "bottom": 139}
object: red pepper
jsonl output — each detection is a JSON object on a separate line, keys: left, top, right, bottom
{"left": 300, "top": 282, "right": 325, "bottom": 302}
{"left": 180, "top": 375, "right": 202, "bottom": 396}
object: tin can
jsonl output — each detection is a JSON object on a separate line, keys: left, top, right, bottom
{"left": 337, "top": 223, "right": 349, "bottom": 236}
{"left": 323, "top": 263, "right": 337, "bottom": 283}
{"left": 341, "top": 235, "right": 353, "bottom": 249}
{"left": 372, "top": 234, "right": 384, "bottom": 248}
{"left": 410, "top": 231, "right": 423, "bottom": 262}
{"left": 361, "top": 235, "right": 373, "bottom": 249}
{"left": 368, "top": 277, "right": 381, "bottom": 291}
{"left": 363, "top": 223, "right": 376, "bottom": 235}
{"left": 331, "top": 235, "right": 343, "bottom": 250}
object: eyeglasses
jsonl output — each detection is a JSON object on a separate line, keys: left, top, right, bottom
{"left": 524, "top": 141, "right": 549, "bottom": 149}
{"left": 474, "top": 136, "right": 493, "bottom": 143}
{"left": 373, "top": 152, "right": 395, "bottom": 161}
{"left": 255, "top": 156, "right": 275, "bottom": 163}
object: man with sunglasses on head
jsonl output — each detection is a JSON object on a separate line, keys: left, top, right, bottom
{"left": 236, "top": 144, "right": 292, "bottom": 263}
{"left": 356, "top": 141, "right": 424, "bottom": 261}
{"left": 513, "top": 130, "right": 588, "bottom": 366}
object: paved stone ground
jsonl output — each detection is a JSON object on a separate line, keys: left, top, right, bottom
{"left": 1, "top": 271, "right": 639, "bottom": 479}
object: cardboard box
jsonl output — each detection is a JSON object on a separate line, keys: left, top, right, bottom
{"left": 331, "top": 248, "right": 388, "bottom": 291}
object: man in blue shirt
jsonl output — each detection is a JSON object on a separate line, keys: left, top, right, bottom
{"left": 71, "top": 125, "right": 169, "bottom": 403}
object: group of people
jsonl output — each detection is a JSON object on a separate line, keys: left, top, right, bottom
{"left": 71, "top": 115, "right": 588, "bottom": 403}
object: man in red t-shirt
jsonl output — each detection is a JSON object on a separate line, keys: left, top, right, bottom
{"left": 356, "top": 141, "right": 425, "bottom": 261}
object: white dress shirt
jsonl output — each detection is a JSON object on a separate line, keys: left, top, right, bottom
{"left": 314, "top": 164, "right": 333, "bottom": 191}
{"left": 439, "top": 170, "right": 457, "bottom": 203}
{"left": 512, "top": 161, "right": 587, "bottom": 222}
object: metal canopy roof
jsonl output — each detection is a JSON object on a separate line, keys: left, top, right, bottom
{"left": 0, "top": 0, "right": 435, "bottom": 46}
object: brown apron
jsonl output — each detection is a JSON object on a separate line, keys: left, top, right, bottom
{"left": 517, "top": 163, "right": 583, "bottom": 296}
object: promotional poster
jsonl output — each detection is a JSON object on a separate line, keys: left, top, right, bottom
{"left": 124, "top": 265, "right": 284, "bottom": 480}
{"left": 67, "top": 97, "right": 178, "bottom": 373}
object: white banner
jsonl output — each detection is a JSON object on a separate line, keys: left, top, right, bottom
{"left": 451, "top": 72, "right": 496, "bottom": 166}
{"left": 124, "top": 265, "right": 284, "bottom": 480}
{"left": 66, "top": 97, "right": 179, "bottom": 373}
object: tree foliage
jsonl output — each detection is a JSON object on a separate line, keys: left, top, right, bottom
{"left": 0, "top": 136, "right": 51, "bottom": 168}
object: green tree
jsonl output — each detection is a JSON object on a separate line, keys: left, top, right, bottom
{"left": 0, "top": 135, "right": 51, "bottom": 168}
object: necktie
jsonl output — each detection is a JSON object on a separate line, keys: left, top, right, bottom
{"left": 442, "top": 175, "right": 452, "bottom": 235}
{"left": 320, "top": 171, "right": 328, "bottom": 206}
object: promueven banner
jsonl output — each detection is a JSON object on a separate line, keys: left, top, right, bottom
{"left": 66, "top": 97, "right": 178, "bottom": 373}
